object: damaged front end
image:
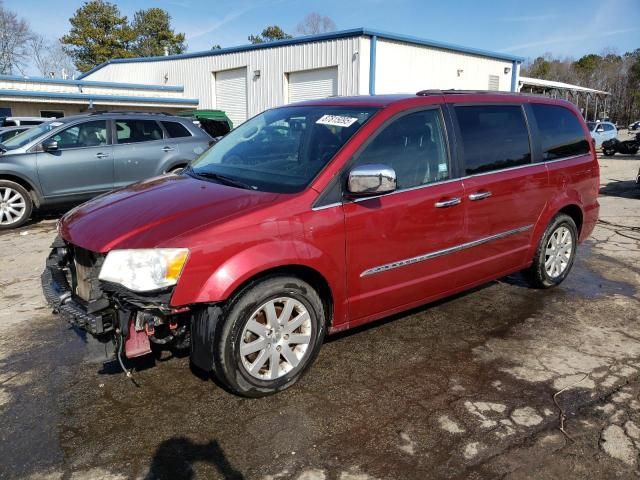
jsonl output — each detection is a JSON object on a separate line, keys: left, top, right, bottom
{"left": 41, "top": 236, "right": 191, "bottom": 363}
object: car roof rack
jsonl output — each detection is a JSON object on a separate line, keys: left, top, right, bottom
{"left": 416, "top": 89, "right": 523, "bottom": 96}
{"left": 87, "top": 110, "right": 173, "bottom": 116}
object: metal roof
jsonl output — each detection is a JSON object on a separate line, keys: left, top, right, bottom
{"left": 519, "top": 76, "right": 610, "bottom": 95}
{"left": 0, "top": 89, "right": 199, "bottom": 105}
{"left": 78, "top": 27, "right": 525, "bottom": 79}
{"left": 0, "top": 74, "right": 184, "bottom": 92}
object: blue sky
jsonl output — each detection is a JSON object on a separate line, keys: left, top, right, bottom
{"left": 6, "top": 0, "right": 640, "bottom": 66}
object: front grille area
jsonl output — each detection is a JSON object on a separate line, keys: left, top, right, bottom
{"left": 69, "top": 246, "right": 105, "bottom": 303}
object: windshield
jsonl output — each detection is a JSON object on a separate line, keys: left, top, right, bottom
{"left": 586, "top": 122, "right": 596, "bottom": 131}
{"left": 1, "top": 120, "right": 66, "bottom": 150}
{"left": 187, "top": 106, "right": 378, "bottom": 193}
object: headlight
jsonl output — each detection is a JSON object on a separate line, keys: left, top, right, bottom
{"left": 99, "top": 248, "right": 189, "bottom": 292}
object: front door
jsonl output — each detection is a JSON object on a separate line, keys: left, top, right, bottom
{"left": 112, "top": 118, "right": 169, "bottom": 187}
{"left": 36, "top": 119, "right": 113, "bottom": 199}
{"left": 451, "top": 103, "right": 548, "bottom": 287}
{"left": 344, "top": 108, "right": 465, "bottom": 325}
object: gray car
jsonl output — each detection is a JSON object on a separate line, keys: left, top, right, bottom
{"left": 0, "top": 126, "right": 30, "bottom": 143}
{"left": 0, "top": 112, "right": 213, "bottom": 229}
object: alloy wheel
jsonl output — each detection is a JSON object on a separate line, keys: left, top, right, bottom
{"left": 239, "top": 297, "right": 312, "bottom": 380}
{"left": 544, "top": 225, "right": 573, "bottom": 278}
{"left": 0, "top": 187, "right": 27, "bottom": 226}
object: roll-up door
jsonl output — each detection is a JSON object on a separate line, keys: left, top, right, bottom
{"left": 288, "top": 67, "right": 338, "bottom": 103}
{"left": 215, "top": 68, "right": 247, "bottom": 127}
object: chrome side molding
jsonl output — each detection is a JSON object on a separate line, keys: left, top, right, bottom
{"left": 360, "top": 224, "right": 533, "bottom": 277}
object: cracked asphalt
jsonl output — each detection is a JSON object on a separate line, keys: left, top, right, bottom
{"left": 0, "top": 147, "right": 639, "bottom": 480}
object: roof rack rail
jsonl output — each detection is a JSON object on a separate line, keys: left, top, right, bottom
{"left": 87, "top": 110, "right": 173, "bottom": 116}
{"left": 417, "top": 89, "right": 522, "bottom": 96}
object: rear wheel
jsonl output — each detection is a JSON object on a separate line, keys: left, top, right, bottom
{"left": 213, "top": 276, "right": 325, "bottom": 397}
{"left": 0, "top": 180, "right": 32, "bottom": 230}
{"left": 524, "top": 214, "right": 578, "bottom": 288}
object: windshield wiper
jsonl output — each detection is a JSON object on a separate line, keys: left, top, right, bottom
{"left": 189, "top": 170, "right": 255, "bottom": 190}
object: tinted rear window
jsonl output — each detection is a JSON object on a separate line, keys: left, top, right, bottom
{"left": 455, "top": 105, "right": 531, "bottom": 175}
{"left": 162, "top": 121, "right": 192, "bottom": 138}
{"left": 531, "top": 104, "right": 590, "bottom": 160}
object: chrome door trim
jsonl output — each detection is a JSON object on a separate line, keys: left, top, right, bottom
{"left": 360, "top": 224, "right": 533, "bottom": 278}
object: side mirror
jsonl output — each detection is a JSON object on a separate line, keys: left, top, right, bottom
{"left": 596, "top": 126, "right": 604, "bottom": 133}
{"left": 347, "top": 164, "right": 397, "bottom": 196}
{"left": 42, "top": 139, "right": 59, "bottom": 152}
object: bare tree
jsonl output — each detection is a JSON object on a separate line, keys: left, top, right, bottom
{"left": 295, "top": 13, "right": 336, "bottom": 35}
{"left": 0, "top": 1, "right": 33, "bottom": 74}
{"left": 30, "top": 34, "right": 77, "bottom": 78}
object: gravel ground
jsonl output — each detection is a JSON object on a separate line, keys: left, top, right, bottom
{"left": 0, "top": 149, "right": 638, "bottom": 480}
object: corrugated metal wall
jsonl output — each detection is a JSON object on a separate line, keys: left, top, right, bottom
{"left": 373, "top": 39, "right": 513, "bottom": 93}
{"left": 85, "top": 37, "right": 363, "bottom": 118}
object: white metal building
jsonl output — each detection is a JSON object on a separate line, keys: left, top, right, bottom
{"left": 0, "top": 74, "right": 198, "bottom": 119}
{"left": 79, "top": 28, "right": 523, "bottom": 126}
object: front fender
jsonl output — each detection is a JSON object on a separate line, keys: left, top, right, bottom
{"left": 171, "top": 240, "right": 340, "bottom": 306}
{"left": 0, "top": 164, "right": 43, "bottom": 201}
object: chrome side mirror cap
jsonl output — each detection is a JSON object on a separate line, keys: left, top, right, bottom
{"left": 347, "top": 164, "right": 397, "bottom": 196}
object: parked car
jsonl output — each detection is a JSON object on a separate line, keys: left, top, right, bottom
{"left": 177, "top": 109, "right": 233, "bottom": 139}
{"left": 0, "top": 111, "right": 213, "bottom": 229}
{"left": 587, "top": 121, "right": 617, "bottom": 147}
{"left": 0, "top": 126, "right": 29, "bottom": 143}
{"left": 628, "top": 120, "right": 640, "bottom": 131}
{"left": 0, "top": 116, "right": 50, "bottom": 127}
{"left": 42, "top": 92, "right": 599, "bottom": 397}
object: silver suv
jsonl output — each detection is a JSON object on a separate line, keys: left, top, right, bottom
{"left": 0, "top": 112, "right": 213, "bottom": 229}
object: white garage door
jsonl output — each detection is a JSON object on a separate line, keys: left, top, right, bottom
{"left": 215, "top": 68, "right": 247, "bottom": 127}
{"left": 288, "top": 67, "right": 338, "bottom": 103}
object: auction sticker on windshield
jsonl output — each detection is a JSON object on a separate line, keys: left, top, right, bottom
{"left": 316, "top": 115, "right": 358, "bottom": 128}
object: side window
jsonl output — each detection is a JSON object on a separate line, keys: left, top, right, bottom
{"left": 51, "top": 120, "right": 108, "bottom": 149}
{"left": 115, "top": 119, "right": 164, "bottom": 144}
{"left": 530, "top": 104, "right": 590, "bottom": 160}
{"left": 455, "top": 105, "right": 531, "bottom": 175}
{"left": 352, "top": 109, "right": 449, "bottom": 190}
{"left": 161, "top": 121, "right": 192, "bottom": 138}
{"left": 603, "top": 124, "right": 615, "bottom": 132}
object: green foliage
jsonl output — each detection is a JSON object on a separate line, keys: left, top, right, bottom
{"left": 131, "top": 8, "right": 186, "bottom": 57}
{"left": 248, "top": 25, "right": 292, "bottom": 44}
{"left": 61, "top": 1, "right": 135, "bottom": 73}
{"left": 61, "top": 1, "right": 187, "bottom": 73}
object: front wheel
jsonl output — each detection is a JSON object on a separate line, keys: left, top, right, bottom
{"left": 0, "top": 180, "right": 33, "bottom": 230}
{"left": 603, "top": 147, "right": 616, "bottom": 156}
{"left": 524, "top": 214, "right": 578, "bottom": 288}
{"left": 213, "top": 276, "right": 326, "bottom": 397}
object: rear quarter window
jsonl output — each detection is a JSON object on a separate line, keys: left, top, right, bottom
{"left": 162, "top": 121, "right": 192, "bottom": 138}
{"left": 530, "top": 104, "right": 590, "bottom": 160}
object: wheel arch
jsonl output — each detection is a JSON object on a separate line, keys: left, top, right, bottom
{"left": 223, "top": 264, "right": 335, "bottom": 329}
{"left": 0, "top": 172, "right": 42, "bottom": 207}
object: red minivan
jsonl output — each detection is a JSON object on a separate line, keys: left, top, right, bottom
{"left": 43, "top": 92, "right": 599, "bottom": 396}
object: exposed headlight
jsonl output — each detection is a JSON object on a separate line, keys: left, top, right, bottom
{"left": 99, "top": 249, "right": 189, "bottom": 292}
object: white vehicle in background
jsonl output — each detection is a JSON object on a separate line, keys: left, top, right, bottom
{"left": 0, "top": 116, "right": 51, "bottom": 128}
{"left": 587, "top": 121, "right": 617, "bottom": 147}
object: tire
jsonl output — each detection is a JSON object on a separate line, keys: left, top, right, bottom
{"left": 603, "top": 148, "right": 616, "bottom": 156}
{"left": 167, "top": 166, "right": 185, "bottom": 174}
{"left": 0, "top": 180, "right": 33, "bottom": 230}
{"left": 212, "top": 276, "right": 326, "bottom": 397}
{"left": 524, "top": 214, "right": 578, "bottom": 289}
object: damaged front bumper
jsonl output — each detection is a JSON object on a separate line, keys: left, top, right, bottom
{"left": 41, "top": 238, "right": 189, "bottom": 358}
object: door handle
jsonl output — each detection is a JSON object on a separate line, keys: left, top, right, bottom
{"left": 434, "top": 197, "right": 462, "bottom": 208}
{"left": 162, "top": 146, "right": 175, "bottom": 152}
{"left": 468, "top": 191, "right": 492, "bottom": 201}
{"left": 95, "top": 152, "right": 109, "bottom": 159}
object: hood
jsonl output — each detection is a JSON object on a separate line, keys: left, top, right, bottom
{"left": 60, "top": 174, "right": 280, "bottom": 252}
